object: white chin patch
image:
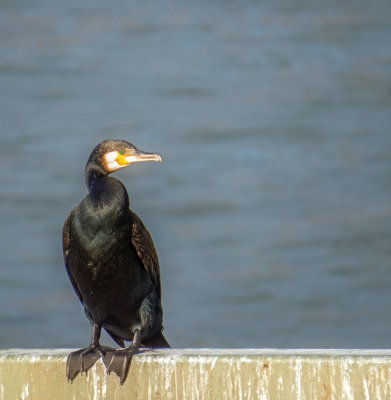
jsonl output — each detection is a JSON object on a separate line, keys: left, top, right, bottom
{"left": 106, "top": 160, "right": 121, "bottom": 171}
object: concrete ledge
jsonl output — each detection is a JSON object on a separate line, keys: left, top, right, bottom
{"left": 1, "top": 349, "right": 391, "bottom": 399}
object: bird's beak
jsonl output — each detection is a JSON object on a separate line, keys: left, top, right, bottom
{"left": 117, "top": 149, "right": 163, "bottom": 166}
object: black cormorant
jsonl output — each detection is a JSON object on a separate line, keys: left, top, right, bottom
{"left": 63, "top": 139, "right": 169, "bottom": 384}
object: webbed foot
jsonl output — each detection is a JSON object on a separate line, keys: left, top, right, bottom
{"left": 102, "top": 329, "right": 142, "bottom": 384}
{"left": 66, "top": 324, "right": 113, "bottom": 382}
{"left": 66, "top": 346, "right": 100, "bottom": 382}
{"left": 102, "top": 347, "right": 139, "bottom": 384}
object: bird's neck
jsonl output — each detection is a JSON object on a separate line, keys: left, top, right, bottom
{"left": 83, "top": 162, "right": 130, "bottom": 224}
{"left": 85, "top": 164, "right": 108, "bottom": 192}
{"left": 86, "top": 175, "right": 130, "bottom": 216}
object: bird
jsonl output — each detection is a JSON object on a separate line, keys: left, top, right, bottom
{"left": 62, "top": 139, "right": 170, "bottom": 384}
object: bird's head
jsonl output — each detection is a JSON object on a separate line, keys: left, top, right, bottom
{"left": 88, "top": 139, "right": 162, "bottom": 173}
{"left": 85, "top": 139, "right": 162, "bottom": 188}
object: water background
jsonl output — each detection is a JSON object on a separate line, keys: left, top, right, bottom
{"left": 1, "top": 0, "right": 390, "bottom": 348}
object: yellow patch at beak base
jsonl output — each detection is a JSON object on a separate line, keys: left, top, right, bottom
{"left": 116, "top": 154, "right": 131, "bottom": 166}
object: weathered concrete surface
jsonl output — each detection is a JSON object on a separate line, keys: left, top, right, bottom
{"left": 0, "top": 349, "right": 391, "bottom": 399}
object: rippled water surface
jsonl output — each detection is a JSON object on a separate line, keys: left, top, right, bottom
{"left": 0, "top": 0, "right": 390, "bottom": 348}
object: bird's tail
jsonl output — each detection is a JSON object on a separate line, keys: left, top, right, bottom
{"left": 142, "top": 331, "right": 170, "bottom": 348}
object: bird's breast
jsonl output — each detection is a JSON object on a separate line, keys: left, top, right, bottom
{"left": 72, "top": 206, "right": 127, "bottom": 259}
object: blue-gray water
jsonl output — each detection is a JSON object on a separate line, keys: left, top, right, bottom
{"left": 1, "top": 0, "right": 390, "bottom": 349}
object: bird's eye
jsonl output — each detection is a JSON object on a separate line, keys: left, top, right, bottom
{"left": 119, "top": 149, "right": 125, "bottom": 155}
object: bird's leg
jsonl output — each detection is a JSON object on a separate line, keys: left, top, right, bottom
{"left": 103, "top": 329, "right": 142, "bottom": 385}
{"left": 66, "top": 324, "right": 110, "bottom": 382}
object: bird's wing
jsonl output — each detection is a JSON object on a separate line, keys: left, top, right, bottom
{"left": 130, "top": 211, "right": 162, "bottom": 300}
{"left": 62, "top": 209, "right": 84, "bottom": 305}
